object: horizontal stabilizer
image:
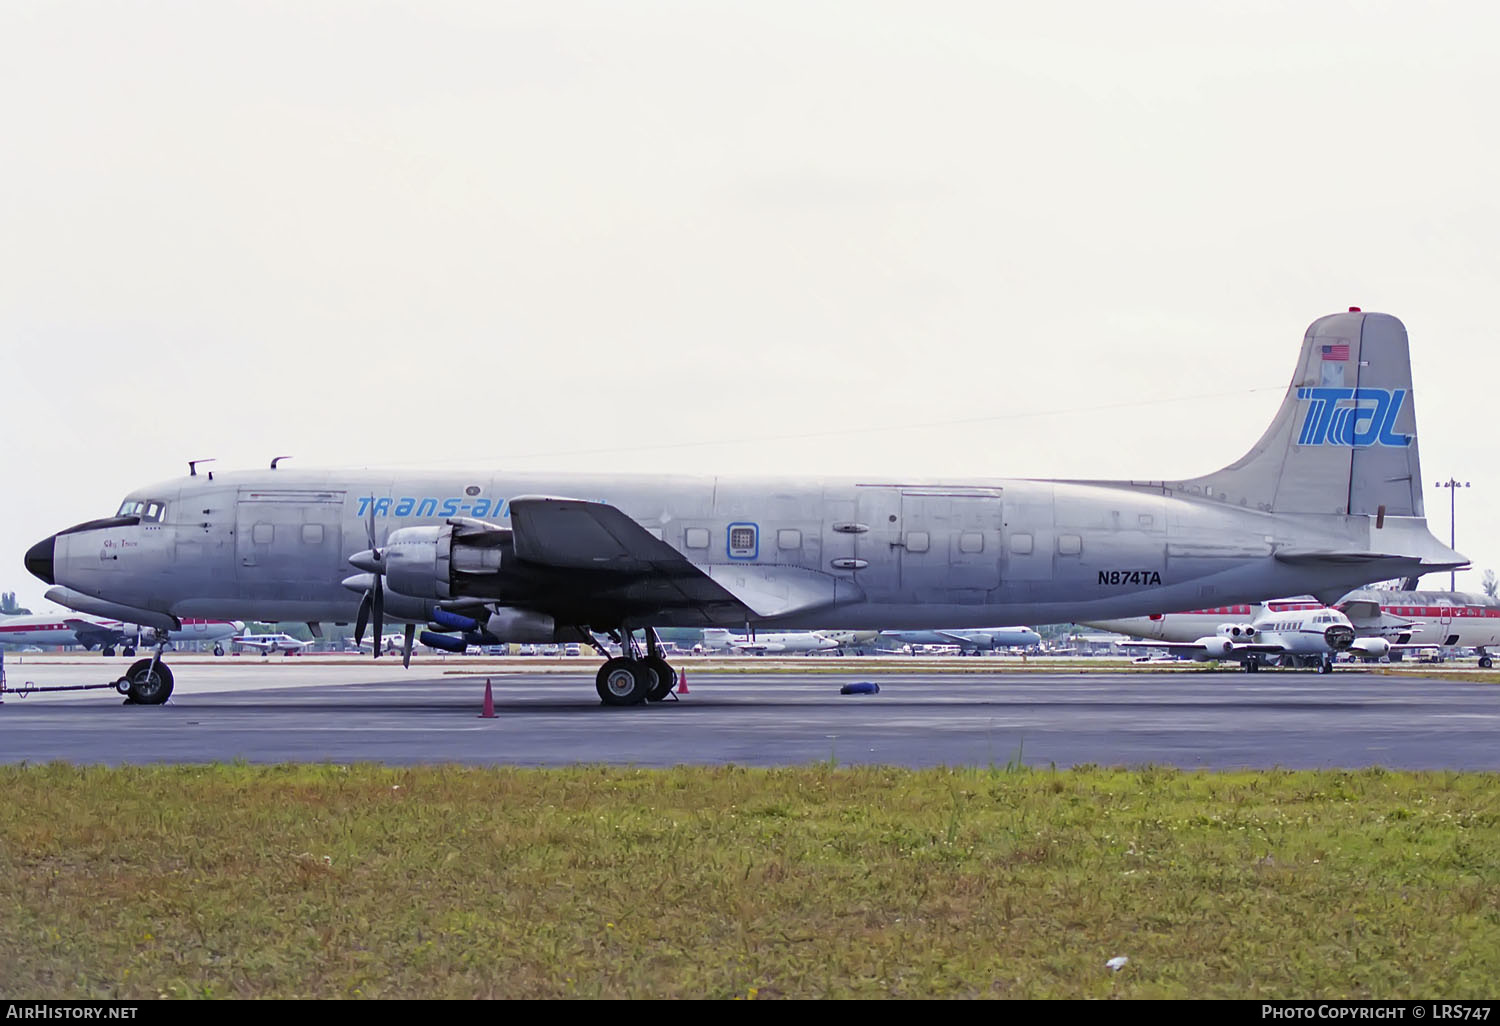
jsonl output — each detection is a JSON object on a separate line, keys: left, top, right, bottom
{"left": 1273, "top": 549, "right": 1467, "bottom": 570}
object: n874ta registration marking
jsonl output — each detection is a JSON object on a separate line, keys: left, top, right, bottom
{"left": 1099, "top": 570, "right": 1163, "bottom": 586}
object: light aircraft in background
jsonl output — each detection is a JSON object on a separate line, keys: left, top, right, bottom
{"left": 231, "top": 632, "right": 312, "bottom": 655}
{"left": 878, "top": 627, "right": 1042, "bottom": 654}
{"left": 0, "top": 613, "right": 243, "bottom": 655}
{"left": 25, "top": 311, "right": 1465, "bottom": 705}
{"left": 698, "top": 628, "right": 840, "bottom": 655}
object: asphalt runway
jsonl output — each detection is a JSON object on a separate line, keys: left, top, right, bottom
{"left": 2, "top": 656, "right": 1498, "bottom": 769}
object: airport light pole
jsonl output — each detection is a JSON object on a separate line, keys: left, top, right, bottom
{"left": 1436, "top": 478, "right": 1470, "bottom": 591}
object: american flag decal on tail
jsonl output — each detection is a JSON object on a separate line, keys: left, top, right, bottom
{"left": 1321, "top": 342, "right": 1350, "bottom": 361}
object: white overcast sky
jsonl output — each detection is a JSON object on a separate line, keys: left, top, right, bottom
{"left": 2, "top": 1, "right": 1496, "bottom": 615}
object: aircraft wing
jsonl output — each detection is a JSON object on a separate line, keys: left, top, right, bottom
{"left": 507, "top": 496, "right": 846, "bottom": 620}
{"left": 63, "top": 619, "right": 127, "bottom": 647}
{"left": 930, "top": 630, "right": 978, "bottom": 646}
{"left": 232, "top": 638, "right": 274, "bottom": 651}
{"left": 1118, "top": 640, "right": 1289, "bottom": 656}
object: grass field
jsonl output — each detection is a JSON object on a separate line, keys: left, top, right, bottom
{"left": 3, "top": 764, "right": 1498, "bottom": 998}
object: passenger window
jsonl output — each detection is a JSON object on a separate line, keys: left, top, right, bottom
{"left": 684, "top": 528, "right": 710, "bottom": 549}
{"left": 1009, "top": 533, "right": 1033, "bottom": 555}
{"left": 252, "top": 523, "right": 274, "bottom": 544}
{"left": 905, "top": 531, "right": 930, "bottom": 554}
{"left": 1058, "top": 534, "right": 1083, "bottom": 556}
{"left": 958, "top": 532, "right": 984, "bottom": 554}
{"left": 301, "top": 524, "right": 324, "bottom": 545}
{"left": 777, "top": 529, "right": 802, "bottom": 550}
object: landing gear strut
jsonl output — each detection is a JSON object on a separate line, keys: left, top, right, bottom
{"left": 119, "top": 643, "right": 175, "bottom": 704}
{"left": 593, "top": 627, "right": 679, "bottom": 706}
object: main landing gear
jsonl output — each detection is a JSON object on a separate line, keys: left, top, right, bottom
{"left": 594, "top": 627, "right": 678, "bottom": 706}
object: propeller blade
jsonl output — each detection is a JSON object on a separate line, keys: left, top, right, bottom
{"left": 372, "top": 579, "right": 384, "bottom": 658}
{"left": 366, "top": 496, "right": 378, "bottom": 550}
{"left": 355, "top": 591, "right": 371, "bottom": 646}
{"left": 402, "top": 623, "right": 415, "bottom": 669}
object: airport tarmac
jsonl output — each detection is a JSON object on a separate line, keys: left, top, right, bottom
{"left": 2, "top": 656, "right": 1497, "bottom": 769}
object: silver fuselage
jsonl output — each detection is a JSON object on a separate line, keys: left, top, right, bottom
{"left": 42, "top": 467, "right": 1443, "bottom": 631}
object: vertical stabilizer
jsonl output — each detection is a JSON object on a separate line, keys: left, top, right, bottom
{"left": 1176, "top": 311, "right": 1424, "bottom": 516}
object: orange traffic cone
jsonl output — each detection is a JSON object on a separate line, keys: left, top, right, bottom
{"left": 479, "top": 678, "right": 496, "bottom": 718}
{"left": 676, "top": 669, "right": 689, "bottom": 694}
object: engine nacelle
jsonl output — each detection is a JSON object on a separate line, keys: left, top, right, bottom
{"left": 484, "top": 607, "right": 560, "bottom": 643}
{"left": 1323, "top": 623, "right": 1356, "bottom": 651}
{"left": 1196, "top": 636, "right": 1233, "bottom": 659}
{"left": 382, "top": 518, "right": 513, "bottom": 601}
{"left": 1349, "top": 637, "right": 1391, "bottom": 661}
{"left": 1217, "top": 624, "right": 1258, "bottom": 640}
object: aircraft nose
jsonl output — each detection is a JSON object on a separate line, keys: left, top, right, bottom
{"left": 24, "top": 535, "right": 55, "bottom": 585}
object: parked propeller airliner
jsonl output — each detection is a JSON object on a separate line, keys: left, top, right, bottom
{"left": 1089, "top": 587, "right": 1500, "bottom": 668}
{"left": 1105, "top": 604, "right": 1366, "bottom": 672}
{"left": 25, "top": 311, "right": 1464, "bottom": 705}
{"left": 878, "top": 627, "right": 1043, "bottom": 654}
{"left": 699, "top": 628, "right": 840, "bottom": 655}
{"left": 0, "top": 613, "right": 243, "bottom": 656}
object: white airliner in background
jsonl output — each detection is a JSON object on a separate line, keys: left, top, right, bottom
{"left": 0, "top": 613, "right": 243, "bottom": 655}
{"left": 698, "top": 628, "right": 839, "bottom": 655}
{"left": 231, "top": 632, "right": 313, "bottom": 655}
{"left": 1336, "top": 588, "right": 1500, "bottom": 667}
{"left": 1090, "top": 588, "right": 1500, "bottom": 668}
{"left": 877, "top": 627, "right": 1043, "bottom": 654}
{"left": 1107, "top": 605, "right": 1369, "bottom": 672}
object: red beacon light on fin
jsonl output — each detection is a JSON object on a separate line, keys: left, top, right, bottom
{"left": 1349, "top": 306, "right": 1362, "bottom": 312}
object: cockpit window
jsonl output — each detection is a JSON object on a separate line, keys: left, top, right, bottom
{"left": 116, "top": 499, "right": 166, "bottom": 523}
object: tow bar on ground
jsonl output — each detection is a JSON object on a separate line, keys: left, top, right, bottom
{"left": 0, "top": 648, "right": 140, "bottom": 703}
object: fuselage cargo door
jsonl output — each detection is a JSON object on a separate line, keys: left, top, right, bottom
{"left": 898, "top": 488, "right": 1003, "bottom": 603}
{"left": 235, "top": 488, "right": 347, "bottom": 602}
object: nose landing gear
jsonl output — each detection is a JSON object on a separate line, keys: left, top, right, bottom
{"left": 120, "top": 643, "right": 175, "bottom": 704}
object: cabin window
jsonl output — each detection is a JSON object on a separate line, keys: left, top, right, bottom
{"left": 958, "top": 532, "right": 984, "bottom": 554}
{"left": 1009, "top": 533, "right": 1033, "bottom": 555}
{"left": 728, "top": 524, "right": 758, "bottom": 559}
{"left": 301, "top": 524, "right": 324, "bottom": 545}
{"left": 684, "top": 528, "right": 710, "bottom": 549}
{"left": 905, "top": 531, "right": 930, "bottom": 554}
{"left": 252, "top": 523, "right": 274, "bottom": 544}
{"left": 1058, "top": 534, "right": 1083, "bottom": 556}
{"left": 777, "top": 529, "right": 802, "bottom": 550}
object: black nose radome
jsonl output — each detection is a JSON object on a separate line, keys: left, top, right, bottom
{"left": 25, "top": 535, "right": 55, "bottom": 585}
